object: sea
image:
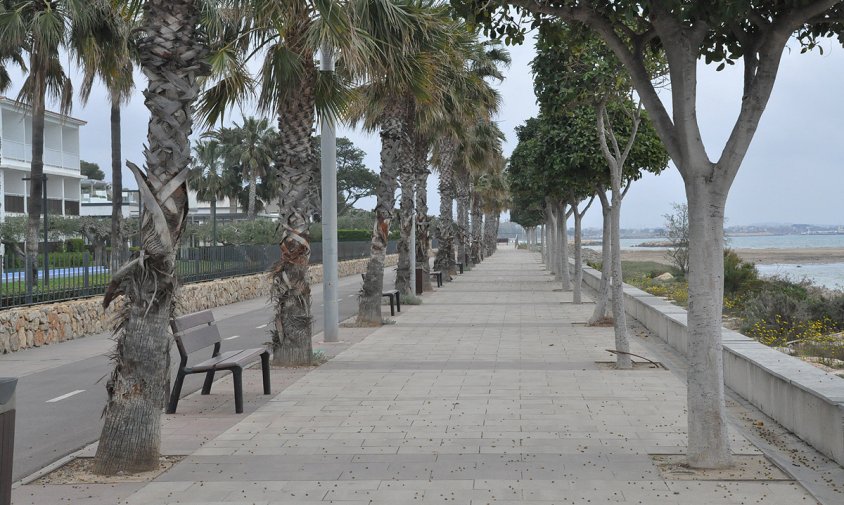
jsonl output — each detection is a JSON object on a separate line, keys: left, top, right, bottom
{"left": 617, "top": 235, "right": 844, "bottom": 290}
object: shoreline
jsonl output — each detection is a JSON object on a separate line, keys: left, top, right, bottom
{"left": 614, "top": 246, "right": 844, "bottom": 266}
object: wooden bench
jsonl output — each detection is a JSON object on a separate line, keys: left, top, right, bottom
{"left": 361, "top": 274, "right": 402, "bottom": 316}
{"left": 430, "top": 270, "right": 443, "bottom": 287}
{"left": 168, "top": 310, "right": 270, "bottom": 414}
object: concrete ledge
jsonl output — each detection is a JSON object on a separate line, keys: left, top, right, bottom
{"left": 582, "top": 264, "right": 844, "bottom": 466}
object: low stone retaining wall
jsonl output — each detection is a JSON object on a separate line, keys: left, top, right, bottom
{"left": 0, "top": 254, "right": 398, "bottom": 354}
{"left": 580, "top": 264, "right": 844, "bottom": 467}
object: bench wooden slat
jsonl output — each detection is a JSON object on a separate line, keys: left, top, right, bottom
{"left": 190, "top": 348, "right": 265, "bottom": 373}
{"left": 179, "top": 324, "right": 221, "bottom": 355}
{"left": 172, "top": 310, "right": 215, "bottom": 333}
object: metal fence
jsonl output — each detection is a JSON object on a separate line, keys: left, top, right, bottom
{"left": 0, "top": 240, "right": 397, "bottom": 309}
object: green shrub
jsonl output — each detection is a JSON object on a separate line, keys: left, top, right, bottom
{"left": 723, "top": 249, "right": 759, "bottom": 295}
{"left": 65, "top": 238, "right": 86, "bottom": 252}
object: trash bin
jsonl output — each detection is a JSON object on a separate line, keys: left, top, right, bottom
{"left": 0, "top": 377, "right": 16, "bottom": 505}
{"left": 415, "top": 268, "right": 423, "bottom": 295}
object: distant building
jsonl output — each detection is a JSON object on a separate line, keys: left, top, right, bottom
{"left": 0, "top": 97, "right": 85, "bottom": 222}
{"left": 80, "top": 179, "right": 141, "bottom": 218}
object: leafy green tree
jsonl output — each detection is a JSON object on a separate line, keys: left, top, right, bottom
{"left": 455, "top": 0, "right": 844, "bottom": 469}
{"left": 80, "top": 160, "right": 106, "bottom": 180}
{"left": 94, "top": 0, "right": 209, "bottom": 475}
{"left": 313, "top": 136, "right": 378, "bottom": 215}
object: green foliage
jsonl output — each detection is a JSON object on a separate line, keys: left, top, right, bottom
{"left": 65, "top": 238, "right": 86, "bottom": 252}
{"left": 723, "top": 249, "right": 759, "bottom": 295}
{"left": 80, "top": 160, "right": 105, "bottom": 180}
{"left": 216, "top": 220, "right": 277, "bottom": 245}
{"left": 314, "top": 136, "right": 378, "bottom": 215}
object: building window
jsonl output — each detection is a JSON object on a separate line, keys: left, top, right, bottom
{"left": 4, "top": 195, "right": 24, "bottom": 213}
{"left": 65, "top": 200, "right": 79, "bottom": 216}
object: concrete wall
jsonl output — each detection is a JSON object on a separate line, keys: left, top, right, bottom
{"left": 580, "top": 264, "right": 844, "bottom": 467}
{"left": 0, "top": 254, "right": 398, "bottom": 354}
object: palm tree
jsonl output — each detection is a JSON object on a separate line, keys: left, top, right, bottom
{"left": 0, "top": 0, "right": 107, "bottom": 293}
{"left": 93, "top": 0, "right": 209, "bottom": 475}
{"left": 349, "top": 1, "right": 471, "bottom": 324}
{"left": 213, "top": 117, "right": 275, "bottom": 219}
{"left": 189, "top": 140, "right": 229, "bottom": 244}
{"left": 77, "top": 0, "right": 138, "bottom": 268}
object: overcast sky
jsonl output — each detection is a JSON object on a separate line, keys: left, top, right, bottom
{"left": 25, "top": 33, "right": 844, "bottom": 230}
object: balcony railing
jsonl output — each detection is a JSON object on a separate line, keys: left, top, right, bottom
{"left": 2, "top": 140, "right": 80, "bottom": 171}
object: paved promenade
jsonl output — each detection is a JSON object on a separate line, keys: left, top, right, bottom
{"left": 17, "top": 248, "right": 832, "bottom": 504}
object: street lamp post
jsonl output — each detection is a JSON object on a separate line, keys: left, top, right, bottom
{"left": 22, "top": 175, "right": 48, "bottom": 290}
{"left": 320, "top": 44, "right": 339, "bottom": 343}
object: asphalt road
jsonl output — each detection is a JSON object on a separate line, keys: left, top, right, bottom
{"left": 11, "top": 270, "right": 393, "bottom": 482}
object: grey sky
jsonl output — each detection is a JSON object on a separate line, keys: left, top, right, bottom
{"left": 21, "top": 35, "right": 844, "bottom": 230}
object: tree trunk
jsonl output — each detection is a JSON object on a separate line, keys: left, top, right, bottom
{"left": 470, "top": 195, "right": 483, "bottom": 264}
{"left": 434, "top": 139, "right": 456, "bottom": 278}
{"left": 247, "top": 170, "right": 257, "bottom": 219}
{"left": 609, "top": 183, "right": 631, "bottom": 369}
{"left": 483, "top": 212, "right": 496, "bottom": 257}
{"left": 589, "top": 193, "right": 612, "bottom": 324}
{"left": 358, "top": 105, "right": 408, "bottom": 325}
{"left": 415, "top": 163, "right": 432, "bottom": 292}
{"left": 455, "top": 172, "right": 470, "bottom": 270}
{"left": 685, "top": 178, "right": 731, "bottom": 468}
{"left": 545, "top": 204, "right": 556, "bottom": 276}
{"left": 557, "top": 203, "right": 572, "bottom": 290}
{"left": 26, "top": 48, "right": 47, "bottom": 294}
{"left": 395, "top": 167, "right": 414, "bottom": 294}
{"left": 271, "top": 34, "right": 318, "bottom": 365}
{"left": 572, "top": 204, "right": 583, "bottom": 304}
{"left": 110, "top": 96, "right": 124, "bottom": 269}
{"left": 94, "top": 0, "right": 206, "bottom": 475}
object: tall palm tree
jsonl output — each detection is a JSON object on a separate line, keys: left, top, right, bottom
{"left": 77, "top": 0, "right": 138, "bottom": 267}
{"left": 214, "top": 117, "right": 275, "bottom": 219}
{"left": 93, "top": 0, "right": 209, "bottom": 475}
{"left": 197, "top": 0, "right": 365, "bottom": 365}
{"left": 349, "top": 1, "right": 470, "bottom": 324}
{"left": 0, "top": 0, "right": 107, "bottom": 292}
{"left": 189, "top": 140, "right": 229, "bottom": 244}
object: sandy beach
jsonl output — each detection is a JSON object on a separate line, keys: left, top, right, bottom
{"left": 615, "top": 246, "right": 844, "bottom": 266}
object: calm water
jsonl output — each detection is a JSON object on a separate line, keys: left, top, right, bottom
{"left": 618, "top": 234, "right": 844, "bottom": 290}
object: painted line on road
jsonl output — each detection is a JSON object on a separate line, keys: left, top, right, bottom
{"left": 46, "top": 390, "right": 85, "bottom": 403}
{"left": 256, "top": 324, "right": 267, "bottom": 329}
{"left": 224, "top": 335, "right": 241, "bottom": 341}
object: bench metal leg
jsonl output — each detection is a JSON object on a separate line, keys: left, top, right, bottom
{"left": 395, "top": 292, "right": 401, "bottom": 313}
{"left": 388, "top": 294, "right": 395, "bottom": 316}
{"left": 232, "top": 367, "right": 244, "bottom": 414}
{"left": 261, "top": 352, "right": 271, "bottom": 395}
{"left": 167, "top": 370, "right": 186, "bottom": 414}
{"left": 201, "top": 370, "right": 215, "bottom": 395}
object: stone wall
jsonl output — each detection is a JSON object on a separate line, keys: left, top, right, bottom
{"left": 0, "top": 254, "right": 398, "bottom": 354}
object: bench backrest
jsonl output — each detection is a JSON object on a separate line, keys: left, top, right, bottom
{"left": 170, "top": 310, "right": 221, "bottom": 356}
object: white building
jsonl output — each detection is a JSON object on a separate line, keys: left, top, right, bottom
{"left": 80, "top": 179, "right": 141, "bottom": 218}
{"left": 0, "top": 97, "right": 85, "bottom": 222}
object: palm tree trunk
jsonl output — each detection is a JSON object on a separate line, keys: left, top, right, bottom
{"left": 272, "top": 37, "right": 318, "bottom": 365}
{"left": 26, "top": 49, "right": 47, "bottom": 294}
{"left": 110, "top": 96, "right": 124, "bottom": 269}
{"left": 247, "top": 170, "right": 258, "bottom": 219}
{"left": 415, "top": 163, "right": 432, "bottom": 291}
{"left": 358, "top": 106, "right": 408, "bottom": 325}
{"left": 395, "top": 168, "right": 414, "bottom": 294}
{"left": 434, "top": 139, "right": 456, "bottom": 278}
{"left": 455, "top": 172, "right": 470, "bottom": 270}
{"left": 470, "top": 195, "right": 483, "bottom": 264}
{"left": 94, "top": 0, "right": 207, "bottom": 475}
{"left": 483, "top": 212, "right": 495, "bottom": 257}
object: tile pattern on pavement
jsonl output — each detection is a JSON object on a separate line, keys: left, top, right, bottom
{"left": 121, "top": 248, "right": 817, "bottom": 504}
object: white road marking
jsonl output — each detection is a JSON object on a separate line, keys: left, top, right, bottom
{"left": 224, "top": 335, "right": 241, "bottom": 341}
{"left": 256, "top": 324, "right": 267, "bottom": 329}
{"left": 46, "top": 390, "right": 85, "bottom": 403}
